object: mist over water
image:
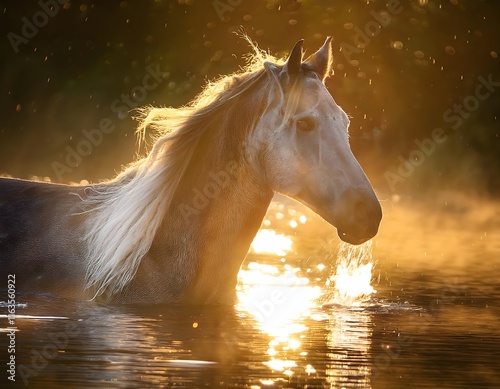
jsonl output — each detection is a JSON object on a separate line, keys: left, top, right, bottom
{"left": 2, "top": 195, "right": 498, "bottom": 388}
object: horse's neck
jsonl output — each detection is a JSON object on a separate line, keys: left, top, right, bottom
{"left": 149, "top": 138, "right": 273, "bottom": 304}
{"left": 184, "top": 165, "right": 273, "bottom": 303}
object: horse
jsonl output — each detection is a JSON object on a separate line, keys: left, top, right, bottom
{"left": 0, "top": 37, "right": 382, "bottom": 304}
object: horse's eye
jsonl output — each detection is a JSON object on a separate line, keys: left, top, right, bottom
{"left": 296, "top": 117, "right": 315, "bottom": 132}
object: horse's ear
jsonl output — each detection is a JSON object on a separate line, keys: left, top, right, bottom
{"left": 281, "top": 39, "right": 304, "bottom": 81}
{"left": 304, "top": 36, "right": 333, "bottom": 80}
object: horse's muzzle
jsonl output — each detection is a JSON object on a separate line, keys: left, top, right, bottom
{"left": 334, "top": 188, "right": 382, "bottom": 245}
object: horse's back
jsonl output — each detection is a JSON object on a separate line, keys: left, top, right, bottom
{"left": 0, "top": 178, "right": 87, "bottom": 297}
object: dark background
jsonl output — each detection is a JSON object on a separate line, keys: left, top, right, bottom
{"left": 0, "top": 0, "right": 499, "bottom": 198}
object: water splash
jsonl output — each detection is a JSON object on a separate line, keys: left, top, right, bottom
{"left": 325, "top": 240, "right": 376, "bottom": 306}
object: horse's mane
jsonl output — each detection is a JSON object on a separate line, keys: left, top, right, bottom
{"left": 81, "top": 39, "right": 286, "bottom": 299}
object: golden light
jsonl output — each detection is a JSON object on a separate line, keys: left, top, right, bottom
{"left": 264, "top": 359, "right": 297, "bottom": 372}
{"left": 326, "top": 310, "right": 373, "bottom": 388}
{"left": 241, "top": 213, "right": 377, "bottom": 384}
{"left": 250, "top": 229, "right": 293, "bottom": 256}
{"left": 238, "top": 255, "right": 321, "bottom": 381}
{"left": 238, "top": 262, "right": 320, "bottom": 336}
{"left": 324, "top": 242, "right": 376, "bottom": 387}
{"left": 287, "top": 339, "right": 301, "bottom": 350}
{"left": 325, "top": 240, "right": 376, "bottom": 306}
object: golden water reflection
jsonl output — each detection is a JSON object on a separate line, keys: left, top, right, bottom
{"left": 237, "top": 260, "right": 321, "bottom": 344}
{"left": 238, "top": 261, "right": 324, "bottom": 384}
{"left": 250, "top": 229, "right": 293, "bottom": 256}
{"left": 239, "top": 206, "right": 378, "bottom": 386}
{"left": 326, "top": 309, "right": 373, "bottom": 388}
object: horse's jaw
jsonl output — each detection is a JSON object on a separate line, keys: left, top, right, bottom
{"left": 292, "top": 187, "right": 382, "bottom": 246}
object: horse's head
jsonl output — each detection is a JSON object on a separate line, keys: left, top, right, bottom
{"left": 248, "top": 38, "right": 382, "bottom": 245}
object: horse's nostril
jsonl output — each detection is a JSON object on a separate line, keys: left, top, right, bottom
{"left": 349, "top": 194, "right": 373, "bottom": 223}
{"left": 354, "top": 201, "right": 368, "bottom": 221}
{"left": 335, "top": 189, "right": 382, "bottom": 240}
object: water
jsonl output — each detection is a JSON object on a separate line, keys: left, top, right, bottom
{"left": 1, "top": 196, "right": 499, "bottom": 388}
{"left": 326, "top": 241, "right": 376, "bottom": 307}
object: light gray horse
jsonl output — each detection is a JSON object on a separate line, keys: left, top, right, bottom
{"left": 0, "top": 38, "right": 382, "bottom": 304}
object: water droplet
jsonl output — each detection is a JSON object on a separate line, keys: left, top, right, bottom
{"left": 445, "top": 45, "right": 456, "bottom": 55}
{"left": 391, "top": 41, "right": 403, "bottom": 50}
{"left": 414, "top": 50, "right": 425, "bottom": 59}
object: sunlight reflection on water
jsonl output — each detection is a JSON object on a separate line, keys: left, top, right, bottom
{"left": 250, "top": 228, "right": 293, "bottom": 256}
{"left": 326, "top": 241, "right": 377, "bottom": 307}
{"left": 239, "top": 219, "right": 324, "bottom": 383}
{"left": 1, "top": 199, "right": 498, "bottom": 388}
{"left": 326, "top": 309, "right": 372, "bottom": 388}
{"left": 238, "top": 212, "right": 379, "bottom": 386}
{"left": 237, "top": 268, "right": 323, "bottom": 384}
{"left": 324, "top": 241, "right": 375, "bottom": 387}
{"left": 238, "top": 261, "right": 321, "bottom": 337}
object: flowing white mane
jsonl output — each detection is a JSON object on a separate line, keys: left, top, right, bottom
{"left": 81, "top": 40, "right": 288, "bottom": 299}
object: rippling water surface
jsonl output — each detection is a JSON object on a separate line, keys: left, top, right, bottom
{"left": 1, "top": 195, "right": 499, "bottom": 388}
